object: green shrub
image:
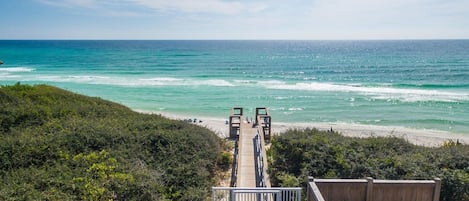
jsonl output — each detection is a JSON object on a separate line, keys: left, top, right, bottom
{"left": 0, "top": 84, "right": 223, "bottom": 200}
{"left": 218, "top": 151, "right": 233, "bottom": 170}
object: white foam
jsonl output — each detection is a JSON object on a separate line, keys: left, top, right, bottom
{"left": 270, "top": 107, "right": 286, "bottom": 111}
{"left": 0, "top": 73, "right": 20, "bottom": 78}
{"left": 131, "top": 77, "right": 184, "bottom": 86}
{"left": 36, "top": 75, "right": 111, "bottom": 83}
{"left": 69, "top": 75, "right": 111, "bottom": 81}
{"left": 28, "top": 75, "right": 235, "bottom": 87}
{"left": 257, "top": 80, "right": 286, "bottom": 85}
{"left": 263, "top": 82, "right": 469, "bottom": 102}
{"left": 233, "top": 79, "right": 257, "bottom": 84}
{"left": 371, "top": 95, "right": 459, "bottom": 103}
{"left": 0, "top": 67, "right": 35, "bottom": 72}
{"left": 124, "top": 77, "right": 235, "bottom": 87}
{"left": 140, "top": 77, "right": 183, "bottom": 82}
{"left": 199, "top": 79, "right": 235, "bottom": 87}
{"left": 274, "top": 96, "right": 292, "bottom": 100}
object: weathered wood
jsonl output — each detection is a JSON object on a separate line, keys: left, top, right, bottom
{"left": 229, "top": 115, "right": 241, "bottom": 138}
{"left": 232, "top": 107, "right": 243, "bottom": 116}
{"left": 366, "top": 177, "right": 373, "bottom": 201}
{"left": 309, "top": 178, "right": 441, "bottom": 201}
{"left": 236, "top": 120, "right": 258, "bottom": 187}
{"left": 255, "top": 107, "right": 271, "bottom": 142}
{"left": 308, "top": 181, "right": 326, "bottom": 201}
{"left": 233, "top": 107, "right": 271, "bottom": 188}
{"left": 316, "top": 180, "right": 368, "bottom": 201}
{"left": 257, "top": 126, "right": 271, "bottom": 187}
{"left": 433, "top": 178, "right": 441, "bottom": 201}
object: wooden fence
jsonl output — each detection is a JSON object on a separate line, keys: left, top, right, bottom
{"left": 307, "top": 177, "right": 441, "bottom": 201}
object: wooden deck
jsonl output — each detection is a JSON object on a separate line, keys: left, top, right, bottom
{"left": 236, "top": 121, "right": 259, "bottom": 187}
{"left": 228, "top": 107, "right": 271, "bottom": 188}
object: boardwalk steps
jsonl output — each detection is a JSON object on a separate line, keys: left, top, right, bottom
{"left": 214, "top": 107, "right": 302, "bottom": 201}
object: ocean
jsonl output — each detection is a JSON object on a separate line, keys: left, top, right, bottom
{"left": 1, "top": 40, "right": 468, "bottom": 134}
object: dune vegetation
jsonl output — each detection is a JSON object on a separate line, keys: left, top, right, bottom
{"left": 268, "top": 128, "right": 469, "bottom": 201}
{"left": 4, "top": 83, "right": 469, "bottom": 201}
{"left": 0, "top": 83, "right": 229, "bottom": 201}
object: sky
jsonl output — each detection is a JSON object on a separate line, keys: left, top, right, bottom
{"left": 1, "top": 0, "right": 468, "bottom": 40}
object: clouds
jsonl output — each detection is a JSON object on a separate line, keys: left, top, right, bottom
{"left": 302, "top": 0, "right": 469, "bottom": 39}
{"left": 308, "top": 0, "right": 469, "bottom": 25}
{"left": 131, "top": 0, "right": 268, "bottom": 15}
{"left": 35, "top": 0, "right": 268, "bottom": 16}
{"left": 37, "top": 0, "right": 98, "bottom": 9}
{"left": 6, "top": 0, "right": 469, "bottom": 39}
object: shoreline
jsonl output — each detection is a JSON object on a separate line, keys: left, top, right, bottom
{"left": 134, "top": 109, "right": 469, "bottom": 147}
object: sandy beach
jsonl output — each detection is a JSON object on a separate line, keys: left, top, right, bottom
{"left": 135, "top": 110, "right": 469, "bottom": 147}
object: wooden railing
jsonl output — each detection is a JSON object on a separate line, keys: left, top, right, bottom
{"left": 255, "top": 107, "right": 271, "bottom": 142}
{"left": 254, "top": 129, "right": 271, "bottom": 187}
{"left": 230, "top": 140, "right": 239, "bottom": 187}
{"left": 229, "top": 107, "right": 243, "bottom": 139}
{"left": 307, "top": 177, "right": 441, "bottom": 201}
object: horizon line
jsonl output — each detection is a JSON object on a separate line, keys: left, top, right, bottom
{"left": 1, "top": 38, "right": 469, "bottom": 41}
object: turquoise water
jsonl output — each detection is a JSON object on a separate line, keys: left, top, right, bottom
{"left": 1, "top": 40, "right": 468, "bottom": 133}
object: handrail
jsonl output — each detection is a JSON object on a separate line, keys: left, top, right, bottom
{"left": 212, "top": 187, "right": 302, "bottom": 201}
{"left": 230, "top": 140, "right": 239, "bottom": 187}
{"left": 254, "top": 132, "right": 265, "bottom": 187}
{"left": 307, "top": 181, "right": 326, "bottom": 201}
{"left": 254, "top": 129, "right": 271, "bottom": 187}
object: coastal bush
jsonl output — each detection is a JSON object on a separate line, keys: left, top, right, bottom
{"left": 268, "top": 128, "right": 469, "bottom": 201}
{"left": 0, "top": 84, "right": 226, "bottom": 200}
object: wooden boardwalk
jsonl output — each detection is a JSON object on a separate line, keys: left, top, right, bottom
{"left": 236, "top": 121, "right": 259, "bottom": 187}
{"left": 211, "top": 108, "right": 299, "bottom": 200}
{"left": 228, "top": 107, "right": 271, "bottom": 188}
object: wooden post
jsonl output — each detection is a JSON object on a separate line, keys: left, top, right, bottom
{"left": 433, "top": 178, "right": 441, "bottom": 201}
{"left": 255, "top": 107, "right": 271, "bottom": 141}
{"left": 229, "top": 115, "right": 241, "bottom": 138}
{"left": 307, "top": 177, "right": 314, "bottom": 201}
{"left": 263, "top": 115, "right": 271, "bottom": 142}
{"left": 229, "top": 107, "right": 244, "bottom": 139}
{"left": 255, "top": 107, "right": 268, "bottom": 125}
{"left": 366, "top": 177, "right": 374, "bottom": 201}
{"left": 306, "top": 176, "right": 314, "bottom": 201}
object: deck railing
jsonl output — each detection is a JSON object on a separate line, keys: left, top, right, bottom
{"left": 212, "top": 187, "right": 302, "bottom": 201}
{"left": 255, "top": 107, "right": 271, "bottom": 142}
{"left": 254, "top": 132, "right": 267, "bottom": 187}
{"left": 230, "top": 140, "right": 239, "bottom": 187}
{"left": 307, "top": 177, "right": 441, "bottom": 201}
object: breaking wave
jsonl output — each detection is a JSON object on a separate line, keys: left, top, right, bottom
{"left": 262, "top": 81, "right": 469, "bottom": 102}
{"left": 15, "top": 75, "right": 235, "bottom": 87}
{"left": 0, "top": 67, "right": 35, "bottom": 72}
